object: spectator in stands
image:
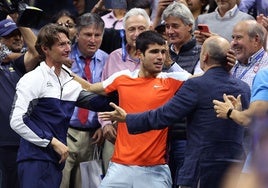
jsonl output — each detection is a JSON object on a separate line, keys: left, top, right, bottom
{"left": 52, "top": 10, "right": 77, "bottom": 44}
{"left": 0, "top": 18, "right": 40, "bottom": 188}
{"left": 60, "top": 13, "right": 108, "bottom": 188}
{"left": 194, "top": 0, "right": 254, "bottom": 43}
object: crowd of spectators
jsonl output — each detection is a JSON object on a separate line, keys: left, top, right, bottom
{"left": 1, "top": 0, "right": 268, "bottom": 188}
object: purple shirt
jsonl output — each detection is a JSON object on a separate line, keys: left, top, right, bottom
{"left": 101, "top": 11, "right": 124, "bottom": 30}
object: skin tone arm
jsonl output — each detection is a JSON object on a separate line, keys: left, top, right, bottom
{"left": 213, "top": 94, "right": 268, "bottom": 126}
{"left": 19, "top": 27, "right": 40, "bottom": 72}
{"left": 152, "top": 0, "right": 187, "bottom": 30}
{"left": 0, "top": 52, "right": 23, "bottom": 63}
{"left": 152, "top": 0, "right": 173, "bottom": 30}
{"left": 257, "top": 14, "right": 268, "bottom": 32}
{"left": 72, "top": 73, "right": 106, "bottom": 95}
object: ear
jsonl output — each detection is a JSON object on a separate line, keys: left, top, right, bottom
{"left": 41, "top": 45, "right": 48, "bottom": 55}
{"left": 149, "top": 24, "right": 153, "bottom": 31}
{"left": 203, "top": 52, "right": 209, "bottom": 63}
{"left": 76, "top": 32, "right": 79, "bottom": 40}
{"left": 136, "top": 49, "right": 143, "bottom": 59}
{"left": 254, "top": 34, "right": 261, "bottom": 44}
{"left": 188, "top": 24, "right": 193, "bottom": 33}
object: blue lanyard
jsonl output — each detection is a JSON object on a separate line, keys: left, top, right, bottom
{"left": 120, "top": 29, "right": 126, "bottom": 62}
{"left": 233, "top": 50, "right": 265, "bottom": 80}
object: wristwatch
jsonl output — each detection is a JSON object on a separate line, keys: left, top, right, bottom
{"left": 227, "top": 108, "right": 233, "bottom": 120}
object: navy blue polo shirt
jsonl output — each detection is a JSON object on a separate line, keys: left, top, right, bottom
{"left": 0, "top": 55, "right": 26, "bottom": 146}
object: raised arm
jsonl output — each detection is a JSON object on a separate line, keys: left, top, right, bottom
{"left": 20, "top": 27, "right": 40, "bottom": 71}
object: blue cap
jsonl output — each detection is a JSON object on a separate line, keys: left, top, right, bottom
{"left": 0, "top": 19, "right": 18, "bottom": 37}
{"left": 104, "top": 0, "right": 127, "bottom": 9}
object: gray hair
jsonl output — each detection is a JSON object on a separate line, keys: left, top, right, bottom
{"left": 123, "top": 8, "right": 151, "bottom": 29}
{"left": 162, "top": 2, "right": 195, "bottom": 33}
{"left": 246, "top": 20, "right": 267, "bottom": 46}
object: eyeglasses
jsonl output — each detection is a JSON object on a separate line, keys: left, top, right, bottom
{"left": 57, "top": 22, "right": 76, "bottom": 29}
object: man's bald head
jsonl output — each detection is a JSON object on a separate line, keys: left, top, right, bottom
{"left": 200, "top": 36, "right": 231, "bottom": 71}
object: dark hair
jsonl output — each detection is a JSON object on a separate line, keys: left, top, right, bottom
{"left": 136, "top": 30, "right": 166, "bottom": 54}
{"left": 200, "top": 0, "right": 209, "bottom": 14}
{"left": 51, "top": 9, "right": 76, "bottom": 25}
{"left": 35, "top": 23, "right": 69, "bottom": 59}
{"left": 127, "top": 0, "right": 151, "bottom": 12}
{"left": 76, "top": 13, "right": 104, "bottom": 34}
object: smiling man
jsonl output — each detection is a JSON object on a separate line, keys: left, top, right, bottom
{"left": 230, "top": 20, "right": 268, "bottom": 89}
{"left": 9, "top": 23, "right": 112, "bottom": 188}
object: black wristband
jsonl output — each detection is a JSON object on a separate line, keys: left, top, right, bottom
{"left": 227, "top": 108, "right": 233, "bottom": 119}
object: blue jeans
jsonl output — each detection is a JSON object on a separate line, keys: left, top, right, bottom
{"left": 100, "top": 162, "right": 172, "bottom": 188}
{"left": 168, "top": 140, "right": 186, "bottom": 188}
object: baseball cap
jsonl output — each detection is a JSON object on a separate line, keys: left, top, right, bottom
{"left": 104, "top": 0, "right": 127, "bottom": 9}
{"left": 0, "top": 19, "right": 18, "bottom": 37}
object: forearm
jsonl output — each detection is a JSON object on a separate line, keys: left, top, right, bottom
{"left": 19, "top": 27, "right": 37, "bottom": 53}
{"left": 76, "top": 90, "right": 113, "bottom": 112}
{"left": 72, "top": 73, "right": 106, "bottom": 95}
{"left": 229, "top": 109, "right": 252, "bottom": 126}
{"left": 10, "top": 82, "right": 51, "bottom": 147}
{"left": 20, "top": 27, "right": 40, "bottom": 71}
{"left": 230, "top": 101, "right": 268, "bottom": 126}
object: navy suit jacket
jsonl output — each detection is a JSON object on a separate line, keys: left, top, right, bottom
{"left": 126, "top": 66, "right": 251, "bottom": 185}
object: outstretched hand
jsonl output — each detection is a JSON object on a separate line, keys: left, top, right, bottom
{"left": 99, "top": 102, "right": 127, "bottom": 122}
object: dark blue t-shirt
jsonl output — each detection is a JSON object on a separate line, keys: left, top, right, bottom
{"left": 0, "top": 55, "right": 26, "bottom": 146}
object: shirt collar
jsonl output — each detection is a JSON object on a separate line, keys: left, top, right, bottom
{"left": 107, "top": 11, "right": 123, "bottom": 21}
{"left": 72, "top": 43, "right": 96, "bottom": 62}
{"left": 107, "top": 12, "right": 116, "bottom": 19}
{"left": 248, "top": 48, "right": 265, "bottom": 65}
{"left": 215, "top": 4, "right": 238, "bottom": 19}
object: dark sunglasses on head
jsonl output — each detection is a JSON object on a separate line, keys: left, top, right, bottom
{"left": 57, "top": 22, "right": 76, "bottom": 29}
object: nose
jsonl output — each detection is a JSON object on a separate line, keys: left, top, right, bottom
{"left": 157, "top": 51, "right": 165, "bottom": 59}
{"left": 65, "top": 43, "right": 71, "bottom": 52}
{"left": 231, "top": 39, "right": 237, "bottom": 46}
{"left": 133, "top": 29, "right": 142, "bottom": 37}
{"left": 13, "top": 34, "right": 21, "bottom": 40}
{"left": 165, "top": 27, "right": 174, "bottom": 35}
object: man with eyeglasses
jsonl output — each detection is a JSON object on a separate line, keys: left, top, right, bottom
{"left": 52, "top": 10, "right": 77, "bottom": 60}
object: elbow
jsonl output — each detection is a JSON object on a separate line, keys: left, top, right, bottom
{"left": 10, "top": 115, "right": 20, "bottom": 133}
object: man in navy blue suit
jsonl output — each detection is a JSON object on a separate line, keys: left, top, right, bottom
{"left": 99, "top": 36, "right": 251, "bottom": 188}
